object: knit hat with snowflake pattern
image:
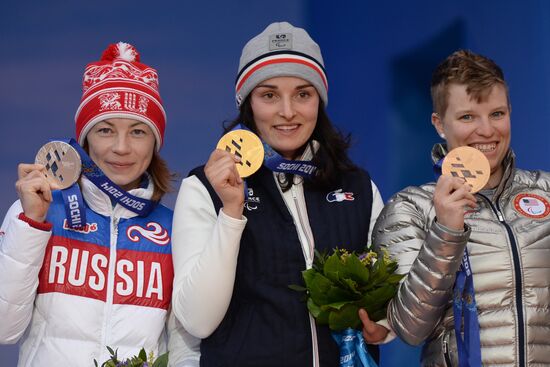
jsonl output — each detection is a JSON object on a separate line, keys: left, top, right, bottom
{"left": 74, "top": 42, "right": 166, "bottom": 150}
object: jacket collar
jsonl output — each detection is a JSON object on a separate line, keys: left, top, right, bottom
{"left": 431, "top": 143, "right": 516, "bottom": 199}
{"left": 80, "top": 174, "right": 155, "bottom": 219}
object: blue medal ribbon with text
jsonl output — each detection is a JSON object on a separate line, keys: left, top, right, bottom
{"left": 61, "top": 182, "right": 87, "bottom": 229}
{"left": 60, "top": 138, "right": 155, "bottom": 228}
{"left": 231, "top": 124, "right": 318, "bottom": 202}
{"left": 262, "top": 143, "right": 317, "bottom": 178}
{"left": 453, "top": 249, "right": 482, "bottom": 367}
{"left": 234, "top": 124, "right": 318, "bottom": 178}
{"left": 331, "top": 328, "right": 378, "bottom": 367}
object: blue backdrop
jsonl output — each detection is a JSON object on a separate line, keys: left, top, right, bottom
{"left": 1, "top": 1, "right": 549, "bottom": 365}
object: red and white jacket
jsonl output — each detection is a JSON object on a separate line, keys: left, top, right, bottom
{"left": 0, "top": 177, "right": 199, "bottom": 366}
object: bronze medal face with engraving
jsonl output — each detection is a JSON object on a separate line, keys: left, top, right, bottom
{"left": 442, "top": 146, "right": 490, "bottom": 193}
{"left": 35, "top": 141, "right": 82, "bottom": 190}
{"left": 216, "top": 130, "right": 264, "bottom": 178}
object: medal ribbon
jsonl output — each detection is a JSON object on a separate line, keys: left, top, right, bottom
{"left": 234, "top": 124, "right": 318, "bottom": 178}
{"left": 331, "top": 328, "right": 378, "bottom": 367}
{"left": 60, "top": 138, "right": 155, "bottom": 228}
{"left": 453, "top": 250, "right": 482, "bottom": 367}
{"left": 434, "top": 159, "right": 482, "bottom": 367}
{"left": 61, "top": 181, "right": 87, "bottom": 229}
{"left": 262, "top": 143, "right": 317, "bottom": 177}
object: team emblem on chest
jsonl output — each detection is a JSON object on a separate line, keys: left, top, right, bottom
{"left": 127, "top": 222, "right": 170, "bottom": 245}
{"left": 513, "top": 193, "right": 550, "bottom": 219}
{"left": 245, "top": 187, "right": 260, "bottom": 211}
{"left": 326, "top": 189, "right": 355, "bottom": 203}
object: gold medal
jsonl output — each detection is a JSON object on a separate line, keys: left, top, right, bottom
{"left": 35, "top": 141, "right": 82, "bottom": 190}
{"left": 442, "top": 146, "right": 490, "bottom": 193}
{"left": 216, "top": 129, "right": 264, "bottom": 178}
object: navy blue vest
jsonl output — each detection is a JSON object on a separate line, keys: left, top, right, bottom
{"left": 191, "top": 165, "right": 378, "bottom": 367}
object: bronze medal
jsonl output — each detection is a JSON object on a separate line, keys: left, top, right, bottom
{"left": 35, "top": 141, "right": 82, "bottom": 189}
{"left": 441, "top": 146, "right": 490, "bottom": 193}
{"left": 216, "top": 129, "right": 264, "bottom": 178}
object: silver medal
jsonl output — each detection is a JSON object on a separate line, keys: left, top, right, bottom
{"left": 35, "top": 141, "right": 82, "bottom": 190}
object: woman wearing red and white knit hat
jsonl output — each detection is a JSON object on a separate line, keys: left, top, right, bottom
{"left": 0, "top": 42, "right": 199, "bottom": 366}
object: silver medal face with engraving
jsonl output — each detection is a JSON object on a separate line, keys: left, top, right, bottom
{"left": 35, "top": 141, "right": 82, "bottom": 190}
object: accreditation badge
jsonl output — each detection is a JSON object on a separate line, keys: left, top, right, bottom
{"left": 442, "top": 146, "right": 490, "bottom": 193}
{"left": 35, "top": 141, "right": 82, "bottom": 189}
{"left": 216, "top": 129, "right": 264, "bottom": 178}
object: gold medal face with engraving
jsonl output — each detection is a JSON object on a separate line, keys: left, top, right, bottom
{"left": 442, "top": 146, "right": 490, "bottom": 193}
{"left": 216, "top": 129, "right": 264, "bottom": 178}
{"left": 35, "top": 141, "right": 82, "bottom": 189}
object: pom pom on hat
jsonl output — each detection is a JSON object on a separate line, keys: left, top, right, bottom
{"left": 75, "top": 42, "right": 166, "bottom": 150}
{"left": 101, "top": 42, "right": 141, "bottom": 62}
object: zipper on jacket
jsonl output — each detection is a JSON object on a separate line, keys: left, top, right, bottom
{"left": 478, "top": 193, "right": 525, "bottom": 367}
{"left": 291, "top": 186, "right": 314, "bottom": 268}
{"left": 442, "top": 337, "right": 452, "bottom": 367}
{"left": 99, "top": 216, "right": 119, "bottom": 361}
{"left": 290, "top": 184, "right": 319, "bottom": 367}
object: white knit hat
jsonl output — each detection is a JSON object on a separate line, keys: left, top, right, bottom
{"left": 235, "top": 22, "right": 328, "bottom": 108}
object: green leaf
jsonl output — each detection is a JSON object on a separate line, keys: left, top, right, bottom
{"left": 325, "top": 285, "right": 357, "bottom": 305}
{"left": 386, "top": 261, "right": 399, "bottom": 274}
{"left": 323, "top": 251, "right": 348, "bottom": 283}
{"left": 328, "top": 303, "right": 361, "bottom": 331}
{"left": 340, "top": 277, "right": 362, "bottom": 296}
{"left": 307, "top": 298, "right": 330, "bottom": 325}
{"left": 356, "top": 284, "right": 397, "bottom": 321}
{"left": 321, "top": 300, "right": 353, "bottom": 311}
{"left": 303, "top": 269, "right": 334, "bottom": 305}
{"left": 307, "top": 297, "right": 323, "bottom": 318}
{"left": 138, "top": 348, "right": 147, "bottom": 361}
{"left": 344, "top": 254, "right": 370, "bottom": 284}
{"left": 153, "top": 352, "right": 169, "bottom": 367}
{"left": 288, "top": 284, "right": 307, "bottom": 292}
{"left": 316, "top": 309, "right": 330, "bottom": 325}
{"left": 313, "top": 249, "right": 329, "bottom": 271}
{"left": 386, "top": 273, "right": 405, "bottom": 284}
{"left": 106, "top": 346, "right": 116, "bottom": 357}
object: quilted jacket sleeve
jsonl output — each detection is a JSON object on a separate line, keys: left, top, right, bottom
{"left": 0, "top": 201, "right": 51, "bottom": 343}
{"left": 372, "top": 185, "right": 470, "bottom": 345}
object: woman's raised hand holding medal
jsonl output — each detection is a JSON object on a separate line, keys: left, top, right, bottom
{"left": 16, "top": 140, "right": 82, "bottom": 223}
{"left": 434, "top": 146, "right": 490, "bottom": 231}
{"left": 433, "top": 174, "right": 477, "bottom": 231}
{"left": 15, "top": 163, "right": 60, "bottom": 223}
{"left": 204, "top": 149, "right": 245, "bottom": 219}
{"left": 206, "top": 129, "right": 264, "bottom": 219}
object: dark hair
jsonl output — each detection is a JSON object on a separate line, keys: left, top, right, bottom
{"left": 431, "top": 49, "right": 509, "bottom": 116}
{"left": 224, "top": 97, "right": 357, "bottom": 191}
{"left": 147, "top": 151, "right": 177, "bottom": 202}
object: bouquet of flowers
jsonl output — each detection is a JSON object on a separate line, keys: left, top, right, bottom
{"left": 94, "top": 346, "right": 168, "bottom": 367}
{"left": 290, "top": 248, "right": 403, "bottom": 367}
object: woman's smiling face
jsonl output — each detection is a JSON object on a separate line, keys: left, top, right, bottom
{"left": 250, "top": 76, "right": 320, "bottom": 160}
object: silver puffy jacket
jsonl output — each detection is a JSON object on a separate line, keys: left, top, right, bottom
{"left": 373, "top": 144, "right": 550, "bottom": 367}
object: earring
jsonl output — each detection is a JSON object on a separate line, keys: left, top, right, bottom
{"left": 439, "top": 133, "right": 446, "bottom": 139}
